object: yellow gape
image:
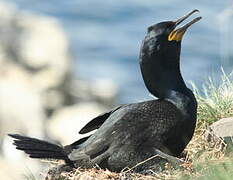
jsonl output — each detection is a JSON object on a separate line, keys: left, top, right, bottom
{"left": 168, "top": 29, "right": 186, "bottom": 41}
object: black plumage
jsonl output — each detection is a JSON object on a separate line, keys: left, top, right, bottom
{"left": 9, "top": 10, "right": 201, "bottom": 173}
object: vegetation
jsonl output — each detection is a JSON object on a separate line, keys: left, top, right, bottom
{"left": 192, "top": 68, "right": 233, "bottom": 128}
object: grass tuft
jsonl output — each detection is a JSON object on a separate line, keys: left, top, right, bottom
{"left": 191, "top": 68, "right": 233, "bottom": 127}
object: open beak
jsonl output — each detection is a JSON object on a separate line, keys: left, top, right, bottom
{"left": 168, "top": 9, "right": 202, "bottom": 41}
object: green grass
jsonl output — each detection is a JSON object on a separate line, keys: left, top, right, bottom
{"left": 179, "top": 160, "right": 233, "bottom": 180}
{"left": 191, "top": 68, "right": 233, "bottom": 127}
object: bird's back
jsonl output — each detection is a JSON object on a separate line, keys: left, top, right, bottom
{"left": 69, "top": 99, "right": 196, "bottom": 171}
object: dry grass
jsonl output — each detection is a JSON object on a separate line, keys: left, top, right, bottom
{"left": 40, "top": 69, "right": 233, "bottom": 180}
{"left": 45, "top": 167, "right": 159, "bottom": 180}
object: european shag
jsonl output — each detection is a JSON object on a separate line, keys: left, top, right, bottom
{"left": 9, "top": 10, "right": 201, "bottom": 172}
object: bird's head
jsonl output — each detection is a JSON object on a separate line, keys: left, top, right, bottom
{"left": 141, "top": 9, "right": 201, "bottom": 60}
{"left": 140, "top": 10, "right": 201, "bottom": 99}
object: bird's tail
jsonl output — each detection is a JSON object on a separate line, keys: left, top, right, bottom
{"left": 8, "top": 134, "right": 74, "bottom": 166}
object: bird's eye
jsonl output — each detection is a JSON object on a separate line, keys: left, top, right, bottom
{"left": 167, "top": 24, "right": 173, "bottom": 28}
{"left": 147, "top": 26, "right": 153, "bottom": 32}
{"left": 166, "top": 24, "right": 174, "bottom": 30}
{"left": 166, "top": 24, "right": 174, "bottom": 34}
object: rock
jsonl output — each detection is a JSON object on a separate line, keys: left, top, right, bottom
{"left": 70, "top": 79, "right": 118, "bottom": 107}
{"left": 0, "top": 2, "right": 118, "bottom": 180}
{"left": 0, "top": 2, "right": 73, "bottom": 113}
{"left": 209, "top": 117, "right": 233, "bottom": 150}
{"left": 0, "top": 62, "right": 47, "bottom": 180}
{"left": 0, "top": 63, "right": 45, "bottom": 138}
{"left": 0, "top": 0, "right": 72, "bottom": 154}
{"left": 210, "top": 117, "right": 233, "bottom": 138}
{"left": 0, "top": 2, "right": 72, "bottom": 178}
{"left": 0, "top": 0, "right": 118, "bottom": 150}
{"left": 47, "top": 102, "right": 107, "bottom": 144}
{"left": 0, "top": 152, "right": 48, "bottom": 180}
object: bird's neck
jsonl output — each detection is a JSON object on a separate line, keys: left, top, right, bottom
{"left": 140, "top": 54, "right": 188, "bottom": 99}
{"left": 140, "top": 54, "right": 198, "bottom": 115}
{"left": 165, "top": 89, "right": 196, "bottom": 116}
{"left": 139, "top": 38, "right": 198, "bottom": 114}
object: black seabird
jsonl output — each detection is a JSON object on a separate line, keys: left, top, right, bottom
{"left": 9, "top": 10, "right": 201, "bottom": 172}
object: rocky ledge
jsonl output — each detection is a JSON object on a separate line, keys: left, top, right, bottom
{"left": 0, "top": 2, "right": 117, "bottom": 180}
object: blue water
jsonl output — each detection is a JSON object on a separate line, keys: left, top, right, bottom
{"left": 6, "top": 0, "right": 233, "bottom": 103}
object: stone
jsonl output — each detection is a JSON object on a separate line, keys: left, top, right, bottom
{"left": 0, "top": 1, "right": 72, "bottom": 113}
{"left": 47, "top": 102, "right": 107, "bottom": 144}
{"left": 210, "top": 117, "right": 233, "bottom": 138}
{"left": 0, "top": 63, "right": 45, "bottom": 135}
{"left": 0, "top": 2, "right": 117, "bottom": 180}
{"left": 70, "top": 79, "right": 118, "bottom": 107}
{"left": 0, "top": 2, "right": 72, "bottom": 179}
{"left": 209, "top": 117, "right": 233, "bottom": 151}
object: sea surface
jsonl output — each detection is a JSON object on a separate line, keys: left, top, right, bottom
{"left": 6, "top": 0, "right": 233, "bottom": 103}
